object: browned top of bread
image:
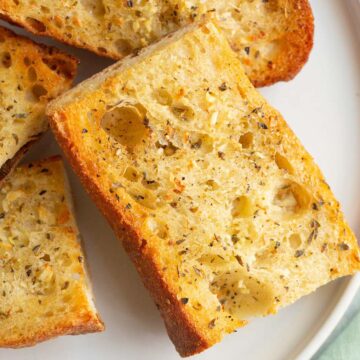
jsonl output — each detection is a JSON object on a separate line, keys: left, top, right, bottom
{"left": 0, "top": 26, "right": 77, "bottom": 182}
{"left": 0, "top": 0, "right": 313, "bottom": 87}
{"left": 47, "top": 19, "right": 359, "bottom": 356}
{"left": 0, "top": 156, "right": 104, "bottom": 348}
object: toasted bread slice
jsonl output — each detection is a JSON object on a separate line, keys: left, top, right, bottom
{"left": 0, "top": 0, "right": 313, "bottom": 87}
{"left": 0, "top": 26, "right": 77, "bottom": 183}
{"left": 0, "top": 156, "right": 104, "bottom": 348}
{"left": 47, "top": 20, "right": 359, "bottom": 356}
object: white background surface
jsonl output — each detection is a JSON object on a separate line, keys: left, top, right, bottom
{"left": 0, "top": 1, "right": 359, "bottom": 359}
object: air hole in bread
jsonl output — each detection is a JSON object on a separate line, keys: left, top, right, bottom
{"left": 123, "top": 166, "right": 140, "bottom": 182}
{"left": 154, "top": 88, "right": 173, "bottom": 106}
{"left": 80, "top": 0, "right": 106, "bottom": 16}
{"left": 101, "top": 100, "right": 148, "bottom": 149}
{"left": 13, "top": 0, "right": 20, "bottom": 4}
{"left": 205, "top": 179, "right": 219, "bottom": 191}
{"left": 289, "top": 233, "right": 302, "bottom": 249}
{"left": 189, "top": 133, "right": 214, "bottom": 153}
{"left": 239, "top": 132, "right": 254, "bottom": 149}
{"left": 275, "top": 152, "right": 294, "bottom": 174}
{"left": 273, "top": 181, "right": 312, "bottom": 216}
{"left": 156, "top": 140, "right": 178, "bottom": 156}
{"left": 1, "top": 52, "right": 12, "bottom": 68}
{"left": 171, "top": 103, "right": 195, "bottom": 121}
{"left": 31, "top": 84, "right": 48, "bottom": 101}
{"left": 23, "top": 56, "right": 31, "bottom": 66}
{"left": 27, "top": 67, "right": 37, "bottom": 82}
{"left": 145, "top": 217, "right": 168, "bottom": 239}
{"left": 232, "top": 196, "right": 254, "bottom": 218}
{"left": 210, "top": 270, "right": 274, "bottom": 319}
{"left": 26, "top": 17, "right": 47, "bottom": 33}
{"left": 42, "top": 57, "right": 74, "bottom": 79}
{"left": 115, "top": 38, "right": 132, "bottom": 56}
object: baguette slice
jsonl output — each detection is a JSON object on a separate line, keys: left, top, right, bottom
{"left": 0, "top": 0, "right": 313, "bottom": 87}
{"left": 0, "top": 26, "right": 77, "bottom": 183}
{"left": 0, "top": 156, "right": 104, "bottom": 348}
{"left": 48, "top": 20, "right": 359, "bottom": 356}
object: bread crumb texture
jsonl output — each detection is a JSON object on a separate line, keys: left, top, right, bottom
{"left": 48, "top": 21, "right": 359, "bottom": 356}
{"left": 0, "top": 157, "right": 103, "bottom": 348}
{"left": 0, "top": 0, "right": 313, "bottom": 86}
{"left": 0, "top": 26, "right": 77, "bottom": 181}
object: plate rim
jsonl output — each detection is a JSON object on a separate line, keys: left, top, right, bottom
{"left": 294, "top": 273, "right": 360, "bottom": 360}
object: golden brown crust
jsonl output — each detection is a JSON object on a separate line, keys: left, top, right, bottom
{"left": 0, "top": 1, "right": 313, "bottom": 87}
{"left": 1, "top": 314, "right": 104, "bottom": 348}
{"left": 49, "top": 112, "right": 210, "bottom": 356}
{"left": 251, "top": 0, "right": 314, "bottom": 87}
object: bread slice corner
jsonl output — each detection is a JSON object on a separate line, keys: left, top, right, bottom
{"left": 47, "top": 19, "right": 359, "bottom": 356}
{"left": 0, "top": 155, "right": 104, "bottom": 348}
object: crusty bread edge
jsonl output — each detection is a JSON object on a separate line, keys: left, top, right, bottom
{"left": 48, "top": 112, "right": 216, "bottom": 356}
{"left": 252, "top": 0, "right": 314, "bottom": 87}
{"left": 0, "top": 155, "right": 104, "bottom": 349}
{"left": 0, "top": 317, "right": 104, "bottom": 348}
{"left": 0, "top": 25, "right": 78, "bottom": 183}
{"left": 0, "top": 1, "right": 313, "bottom": 88}
{"left": 59, "top": 156, "right": 106, "bottom": 334}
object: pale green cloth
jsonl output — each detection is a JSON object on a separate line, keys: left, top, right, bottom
{"left": 313, "top": 290, "right": 360, "bottom": 360}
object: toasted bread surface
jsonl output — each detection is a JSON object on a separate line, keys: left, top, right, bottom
{"left": 47, "top": 20, "right": 359, "bottom": 356}
{"left": 0, "top": 0, "right": 313, "bottom": 87}
{"left": 0, "top": 26, "right": 77, "bottom": 182}
{"left": 0, "top": 156, "right": 104, "bottom": 348}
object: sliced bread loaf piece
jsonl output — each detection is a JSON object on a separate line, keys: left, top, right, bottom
{"left": 0, "top": 0, "right": 313, "bottom": 87}
{"left": 0, "top": 26, "right": 77, "bottom": 182}
{"left": 0, "top": 156, "right": 104, "bottom": 348}
{"left": 47, "top": 20, "right": 359, "bottom": 356}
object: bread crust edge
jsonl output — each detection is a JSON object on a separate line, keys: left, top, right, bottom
{"left": 49, "top": 112, "right": 216, "bottom": 356}
{"left": 0, "top": 1, "right": 313, "bottom": 88}
{"left": 0, "top": 314, "right": 104, "bottom": 348}
{"left": 250, "top": 0, "right": 314, "bottom": 87}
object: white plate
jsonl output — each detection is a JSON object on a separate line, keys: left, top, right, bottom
{"left": 1, "top": 0, "right": 359, "bottom": 359}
